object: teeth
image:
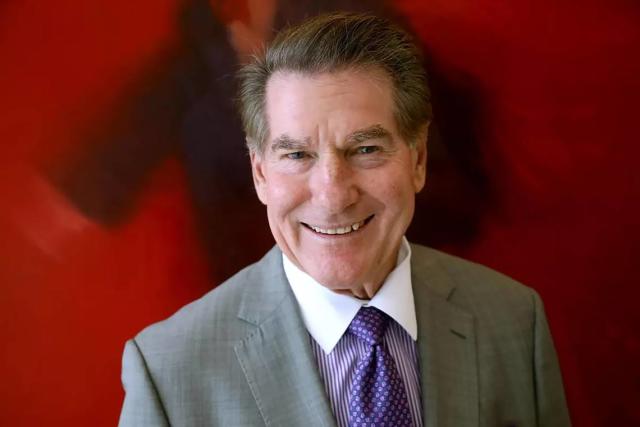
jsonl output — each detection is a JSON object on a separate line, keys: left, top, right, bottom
{"left": 309, "top": 220, "right": 366, "bottom": 235}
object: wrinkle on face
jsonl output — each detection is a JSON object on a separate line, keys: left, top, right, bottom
{"left": 251, "top": 69, "right": 427, "bottom": 296}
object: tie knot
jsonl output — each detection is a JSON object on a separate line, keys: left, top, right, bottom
{"left": 347, "top": 306, "right": 390, "bottom": 346}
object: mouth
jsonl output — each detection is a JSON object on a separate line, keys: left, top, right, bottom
{"left": 302, "top": 215, "right": 374, "bottom": 236}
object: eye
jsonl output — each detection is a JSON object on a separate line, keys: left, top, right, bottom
{"left": 355, "top": 145, "right": 380, "bottom": 155}
{"left": 285, "top": 151, "right": 307, "bottom": 160}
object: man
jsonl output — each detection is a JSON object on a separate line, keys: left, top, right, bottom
{"left": 119, "top": 12, "right": 571, "bottom": 426}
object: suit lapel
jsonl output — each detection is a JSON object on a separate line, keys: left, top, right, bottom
{"left": 233, "top": 244, "right": 479, "bottom": 426}
{"left": 234, "top": 247, "right": 336, "bottom": 427}
{"left": 412, "top": 246, "right": 479, "bottom": 427}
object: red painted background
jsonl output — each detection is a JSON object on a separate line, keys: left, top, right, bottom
{"left": 1, "top": 0, "right": 638, "bottom": 426}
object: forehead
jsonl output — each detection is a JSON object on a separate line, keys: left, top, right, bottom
{"left": 264, "top": 69, "right": 397, "bottom": 142}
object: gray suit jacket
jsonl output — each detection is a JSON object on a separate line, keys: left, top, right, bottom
{"left": 119, "top": 244, "right": 571, "bottom": 426}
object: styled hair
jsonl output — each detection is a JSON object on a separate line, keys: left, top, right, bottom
{"left": 237, "top": 12, "right": 432, "bottom": 152}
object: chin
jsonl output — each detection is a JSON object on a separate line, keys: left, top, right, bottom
{"left": 306, "top": 264, "right": 368, "bottom": 291}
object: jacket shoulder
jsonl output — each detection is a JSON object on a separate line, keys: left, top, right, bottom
{"left": 412, "top": 243, "right": 535, "bottom": 296}
{"left": 410, "top": 243, "right": 539, "bottom": 324}
{"left": 133, "top": 247, "right": 279, "bottom": 351}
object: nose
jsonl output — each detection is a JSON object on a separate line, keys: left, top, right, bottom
{"left": 310, "top": 152, "right": 359, "bottom": 214}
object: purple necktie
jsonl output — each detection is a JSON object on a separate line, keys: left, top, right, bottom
{"left": 347, "top": 306, "right": 413, "bottom": 426}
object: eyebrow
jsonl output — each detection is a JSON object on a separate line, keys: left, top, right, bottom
{"left": 270, "top": 134, "right": 311, "bottom": 152}
{"left": 269, "top": 124, "right": 392, "bottom": 152}
{"left": 345, "top": 124, "right": 392, "bottom": 145}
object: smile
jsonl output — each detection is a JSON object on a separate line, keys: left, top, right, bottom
{"left": 302, "top": 215, "right": 374, "bottom": 236}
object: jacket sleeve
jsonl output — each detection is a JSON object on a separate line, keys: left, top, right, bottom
{"left": 119, "top": 339, "right": 170, "bottom": 427}
{"left": 532, "top": 291, "right": 572, "bottom": 426}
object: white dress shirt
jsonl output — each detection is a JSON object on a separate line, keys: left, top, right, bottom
{"left": 283, "top": 236, "right": 422, "bottom": 426}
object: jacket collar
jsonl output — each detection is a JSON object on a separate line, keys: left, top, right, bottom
{"left": 234, "top": 244, "right": 479, "bottom": 427}
{"left": 234, "top": 246, "right": 337, "bottom": 426}
{"left": 411, "top": 244, "right": 479, "bottom": 427}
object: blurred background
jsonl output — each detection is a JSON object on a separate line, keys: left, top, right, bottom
{"left": 1, "top": 0, "right": 638, "bottom": 425}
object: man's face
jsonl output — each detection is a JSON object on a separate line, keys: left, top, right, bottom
{"left": 251, "top": 69, "right": 427, "bottom": 295}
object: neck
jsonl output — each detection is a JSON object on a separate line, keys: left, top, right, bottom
{"left": 334, "top": 283, "right": 381, "bottom": 299}
{"left": 333, "top": 255, "right": 397, "bottom": 299}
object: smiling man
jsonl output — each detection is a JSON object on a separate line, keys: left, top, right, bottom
{"left": 119, "top": 13, "right": 571, "bottom": 427}
{"left": 252, "top": 69, "right": 426, "bottom": 300}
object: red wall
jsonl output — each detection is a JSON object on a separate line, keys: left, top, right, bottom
{"left": 1, "top": 0, "right": 638, "bottom": 425}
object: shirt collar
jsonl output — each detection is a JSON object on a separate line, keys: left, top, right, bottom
{"left": 283, "top": 237, "right": 417, "bottom": 354}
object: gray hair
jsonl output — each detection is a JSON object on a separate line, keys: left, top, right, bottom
{"left": 237, "top": 12, "right": 432, "bottom": 152}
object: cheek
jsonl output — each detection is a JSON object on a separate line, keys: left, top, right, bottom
{"left": 266, "top": 175, "right": 308, "bottom": 218}
{"left": 371, "top": 169, "right": 413, "bottom": 199}
{"left": 375, "top": 178, "right": 416, "bottom": 221}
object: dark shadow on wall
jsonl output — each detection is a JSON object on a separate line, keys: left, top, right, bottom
{"left": 408, "top": 62, "right": 493, "bottom": 249}
{"left": 45, "top": 0, "right": 491, "bottom": 282}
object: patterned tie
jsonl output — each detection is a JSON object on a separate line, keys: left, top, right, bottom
{"left": 347, "top": 306, "right": 413, "bottom": 426}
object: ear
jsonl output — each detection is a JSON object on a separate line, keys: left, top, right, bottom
{"left": 411, "top": 122, "right": 429, "bottom": 193}
{"left": 249, "top": 147, "right": 268, "bottom": 205}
